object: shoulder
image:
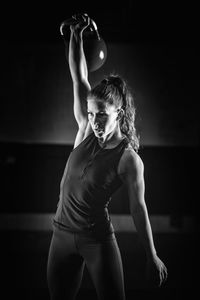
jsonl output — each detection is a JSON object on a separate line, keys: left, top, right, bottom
{"left": 118, "top": 144, "right": 144, "bottom": 178}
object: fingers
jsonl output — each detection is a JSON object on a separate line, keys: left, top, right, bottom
{"left": 159, "top": 264, "right": 168, "bottom": 287}
{"left": 70, "top": 13, "right": 90, "bottom": 32}
{"left": 146, "top": 257, "right": 168, "bottom": 288}
{"left": 147, "top": 261, "right": 168, "bottom": 287}
{"left": 72, "top": 13, "right": 89, "bottom": 22}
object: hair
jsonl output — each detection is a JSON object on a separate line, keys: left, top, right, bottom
{"left": 87, "top": 74, "right": 140, "bottom": 152}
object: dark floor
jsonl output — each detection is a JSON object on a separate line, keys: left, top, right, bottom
{"left": 3, "top": 287, "right": 195, "bottom": 300}
{"left": 1, "top": 231, "right": 198, "bottom": 300}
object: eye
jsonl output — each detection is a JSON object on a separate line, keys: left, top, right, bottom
{"left": 87, "top": 112, "right": 107, "bottom": 119}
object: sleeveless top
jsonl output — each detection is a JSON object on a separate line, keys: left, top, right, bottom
{"left": 53, "top": 132, "right": 128, "bottom": 236}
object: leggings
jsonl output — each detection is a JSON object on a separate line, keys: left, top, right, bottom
{"left": 47, "top": 225, "right": 126, "bottom": 300}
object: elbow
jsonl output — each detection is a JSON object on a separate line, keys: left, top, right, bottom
{"left": 130, "top": 201, "right": 147, "bottom": 216}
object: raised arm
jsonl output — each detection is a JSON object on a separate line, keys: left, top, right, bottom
{"left": 68, "top": 14, "right": 91, "bottom": 130}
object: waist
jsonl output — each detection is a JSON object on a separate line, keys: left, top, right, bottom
{"left": 53, "top": 219, "right": 115, "bottom": 240}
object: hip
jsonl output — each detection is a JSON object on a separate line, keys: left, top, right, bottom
{"left": 53, "top": 219, "right": 116, "bottom": 242}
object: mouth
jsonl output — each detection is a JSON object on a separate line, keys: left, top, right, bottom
{"left": 93, "top": 126, "right": 104, "bottom": 132}
{"left": 93, "top": 128, "right": 104, "bottom": 135}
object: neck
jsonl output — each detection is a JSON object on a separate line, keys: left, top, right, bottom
{"left": 98, "top": 127, "right": 124, "bottom": 148}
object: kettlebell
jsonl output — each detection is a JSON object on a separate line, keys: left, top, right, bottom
{"left": 60, "top": 17, "right": 107, "bottom": 72}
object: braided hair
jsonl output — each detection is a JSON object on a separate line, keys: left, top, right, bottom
{"left": 87, "top": 74, "right": 140, "bottom": 152}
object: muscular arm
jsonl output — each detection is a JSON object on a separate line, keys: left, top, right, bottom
{"left": 119, "top": 149, "right": 167, "bottom": 286}
{"left": 68, "top": 18, "right": 91, "bottom": 129}
{"left": 120, "top": 150, "right": 157, "bottom": 258}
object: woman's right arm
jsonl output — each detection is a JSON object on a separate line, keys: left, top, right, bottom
{"left": 68, "top": 15, "right": 91, "bottom": 130}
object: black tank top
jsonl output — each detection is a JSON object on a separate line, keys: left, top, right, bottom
{"left": 54, "top": 132, "right": 128, "bottom": 236}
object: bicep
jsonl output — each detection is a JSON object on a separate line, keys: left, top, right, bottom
{"left": 127, "top": 173, "right": 145, "bottom": 210}
{"left": 121, "top": 153, "right": 146, "bottom": 212}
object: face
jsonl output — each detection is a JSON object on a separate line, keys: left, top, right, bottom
{"left": 87, "top": 98, "right": 119, "bottom": 139}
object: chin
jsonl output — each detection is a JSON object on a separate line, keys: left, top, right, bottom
{"left": 93, "top": 130, "right": 104, "bottom": 138}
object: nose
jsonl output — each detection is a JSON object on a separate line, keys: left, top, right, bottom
{"left": 93, "top": 115, "right": 98, "bottom": 123}
{"left": 94, "top": 120, "right": 103, "bottom": 130}
{"left": 90, "top": 114, "right": 103, "bottom": 129}
{"left": 93, "top": 119, "right": 100, "bottom": 128}
{"left": 94, "top": 123, "right": 101, "bottom": 129}
{"left": 92, "top": 115, "right": 100, "bottom": 126}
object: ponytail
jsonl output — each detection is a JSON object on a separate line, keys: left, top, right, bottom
{"left": 88, "top": 74, "right": 140, "bottom": 152}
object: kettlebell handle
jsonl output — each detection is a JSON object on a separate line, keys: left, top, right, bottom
{"left": 60, "top": 17, "right": 100, "bottom": 40}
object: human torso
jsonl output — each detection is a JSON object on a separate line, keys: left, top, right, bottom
{"left": 54, "top": 132, "right": 128, "bottom": 236}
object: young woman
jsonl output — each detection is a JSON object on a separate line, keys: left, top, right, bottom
{"left": 47, "top": 14, "right": 168, "bottom": 300}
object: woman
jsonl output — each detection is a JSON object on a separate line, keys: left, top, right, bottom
{"left": 47, "top": 14, "right": 168, "bottom": 300}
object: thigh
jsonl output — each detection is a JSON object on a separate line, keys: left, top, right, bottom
{"left": 47, "top": 227, "right": 85, "bottom": 300}
{"left": 80, "top": 236, "right": 126, "bottom": 300}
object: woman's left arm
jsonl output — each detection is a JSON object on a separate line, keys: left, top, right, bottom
{"left": 120, "top": 149, "right": 168, "bottom": 287}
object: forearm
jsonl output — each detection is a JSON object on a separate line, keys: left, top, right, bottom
{"left": 68, "top": 29, "right": 91, "bottom": 125}
{"left": 69, "top": 30, "right": 88, "bottom": 84}
{"left": 131, "top": 204, "right": 157, "bottom": 259}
